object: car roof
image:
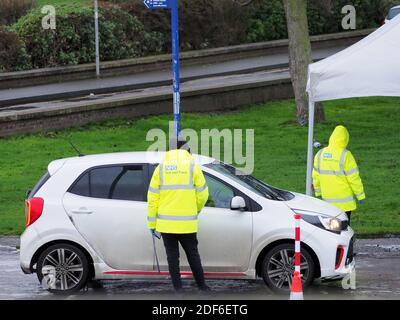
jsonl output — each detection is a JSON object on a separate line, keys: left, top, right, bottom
{"left": 390, "top": 5, "right": 400, "bottom": 9}
{"left": 49, "top": 151, "right": 215, "bottom": 174}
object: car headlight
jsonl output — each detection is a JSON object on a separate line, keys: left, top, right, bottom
{"left": 301, "top": 214, "right": 342, "bottom": 234}
{"left": 319, "top": 216, "right": 342, "bottom": 232}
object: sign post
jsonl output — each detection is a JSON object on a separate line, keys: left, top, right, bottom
{"left": 94, "top": 0, "right": 100, "bottom": 78}
{"left": 144, "top": 0, "right": 180, "bottom": 138}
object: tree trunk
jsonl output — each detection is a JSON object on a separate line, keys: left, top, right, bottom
{"left": 282, "top": 0, "right": 325, "bottom": 125}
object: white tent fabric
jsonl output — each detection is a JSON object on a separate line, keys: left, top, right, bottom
{"left": 307, "top": 14, "right": 400, "bottom": 102}
{"left": 305, "top": 15, "right": 400, "bottom": 195}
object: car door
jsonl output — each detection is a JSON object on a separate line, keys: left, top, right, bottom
{"left": 153, "top": 172, "right": 253, "bottom": 273}
{"left": 198, "top": 174, "right": 253, "bottom": 272}
{"left": 62, "top": 164, "right": 154, "bottom": 271}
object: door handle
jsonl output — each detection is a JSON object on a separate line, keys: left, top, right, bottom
{"left": 71, "top": 207, "right": 93, "bottom": 214}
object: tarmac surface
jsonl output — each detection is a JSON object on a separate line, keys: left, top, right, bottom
{"left": 1, "top": 236, "right": 399, "bottom": 300}
{"left": 0, "top": 45, "right": 344, "bottom": 107}
{"left": 0, "top": 69, "right": 290, "bottom": 117}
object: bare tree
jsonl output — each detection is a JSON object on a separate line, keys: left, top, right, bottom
{"left": 234, "top": 0, "right": 326, "bottom": 124}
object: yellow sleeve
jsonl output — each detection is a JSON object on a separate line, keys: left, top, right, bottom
{"left": 193, "top": 163, "right": 209, "bottom": 213}
{"left": 344, "top": 151, "right": 365, "bottom": 201}
{"left": 312, "top": 151, "right": 322, "bottom": 197}
{"left": 147, "top": 165, "right": 160, "bottom": 229}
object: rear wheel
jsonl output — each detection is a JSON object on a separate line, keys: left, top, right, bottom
{"left": 261, "top": 243, "right": 315, "bottom": 293}
{"left": 37, "top": 243, "right": 89, "bottom": 294}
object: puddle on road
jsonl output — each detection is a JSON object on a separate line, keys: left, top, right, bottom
{"left": 364, "top": 244, "right": 400, "bottom": 252}
{"left": 1, "top": 237, "right": 400, "bottom": 300}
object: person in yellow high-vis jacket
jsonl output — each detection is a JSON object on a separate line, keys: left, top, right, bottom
{"left": 147, "top": 139, "right": 209, "bottom": 292}
{"left": 312, "top": 125, "right": 365, "bottom": 224}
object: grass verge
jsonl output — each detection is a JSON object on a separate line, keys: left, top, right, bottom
{"left": 0, "top": 97, "right": 399, "bottom": 235}
{"left": 35, "top": 0, "right": 91, "bottom": 9}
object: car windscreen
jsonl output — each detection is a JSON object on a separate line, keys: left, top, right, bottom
{"left": 388, "top": 7, "right": 400, "bottom": 19}
{"left": 204, "top": 162, "right": 294, "bottom": 201}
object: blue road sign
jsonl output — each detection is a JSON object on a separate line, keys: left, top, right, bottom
{"left": 144, "top": 0, "right": 170, "bottom": 9}
{"left": 144, "top": 0, "right": 180, "bottom": 138}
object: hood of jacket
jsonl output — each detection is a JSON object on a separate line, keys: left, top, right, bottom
{"left": 328, "top": 125, "right": 349, "bottom": 149}
{"left": 164, "top": 149, "right": 193, "bottom": 161}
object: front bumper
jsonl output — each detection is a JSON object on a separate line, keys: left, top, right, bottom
{"left": 320, "top": 231, "right": 355, "bottom": 280}
{"left": 303, "top": 222, "right": 355, "bottom": 280}
{"left": 321, "top": 258, "right": 355, "bottom": 281}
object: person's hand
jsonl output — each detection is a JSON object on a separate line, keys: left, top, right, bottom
{"left": 358, "top": 199, "right": 365, "bottom": 204}
{"left": 150, "top": 229, "right": 160, "bottom": 239}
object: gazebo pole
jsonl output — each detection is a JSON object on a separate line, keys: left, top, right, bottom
{"left": 306, "top": 96, "right": 315, "bottom": 196}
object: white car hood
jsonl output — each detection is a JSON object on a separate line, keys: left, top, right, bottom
{"left": 286, "top": 192, "right": 347, "bottom": 220}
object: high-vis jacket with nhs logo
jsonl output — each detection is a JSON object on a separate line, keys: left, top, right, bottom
{"left": 312, "top": 125, "right": 365, "bottom": 212}
{"left": 147, "top": 149, "right": 209, "bottom": 234}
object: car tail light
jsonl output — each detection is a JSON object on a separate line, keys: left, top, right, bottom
{"left": 335, "top": 245, "right": 345, "bottom": 269}
{"left": 25, "top": 197, "right": 44, "bottom": 227}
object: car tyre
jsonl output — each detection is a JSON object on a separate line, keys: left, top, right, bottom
{"left": 37, "top": 243, "right": 90, "bottom": 294}
{"left": 261, "top": 243, "right": 315, "bottom": 293}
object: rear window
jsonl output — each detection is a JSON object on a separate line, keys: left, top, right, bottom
{"left": 388, "top": 7, "right": 400, "bottom": 19}
{"left": 69, "top": 165, "right": 146, "bottom": 201}
{"left": 28, "top": 171, "right": 50, "bottom": 199}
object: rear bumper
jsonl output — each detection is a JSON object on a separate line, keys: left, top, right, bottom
{"left": 20, "top": 263, "right": 31, "bottom": 274}
{"left": 19, "top": 226, "right": 42, "bottom": 274}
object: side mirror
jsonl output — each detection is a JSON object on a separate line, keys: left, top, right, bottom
{"left": 230, "top": 196, "right": 246, "bottom": 211}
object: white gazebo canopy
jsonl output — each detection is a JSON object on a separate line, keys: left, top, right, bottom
{"left": 305, "top": 14, "right": 400, "bottom": 195}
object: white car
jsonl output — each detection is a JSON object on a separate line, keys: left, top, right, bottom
{"left": 20, "top": 152, "right": 355, "bottom": 294}
{"left": 385, "top": 5, "right": 400, "bottom": 24}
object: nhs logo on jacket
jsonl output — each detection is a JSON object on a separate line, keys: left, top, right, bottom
{"left": 165, "top": 165, "right": 178, "bottom": 171}
{"left": 323, "top": 153, "right": 333, "bottom": 159}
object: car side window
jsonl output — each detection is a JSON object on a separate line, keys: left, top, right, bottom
{"left": 205, "top": 175, "right": 234, "bottom": 209}
{"left": 70, "top": 171, "right": 90, "bottom": 197}
{"left": 69, "top": 165, "right": 146, "bottom": 201}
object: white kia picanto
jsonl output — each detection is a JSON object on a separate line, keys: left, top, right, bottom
{"left": 20, "top": 152, "right": 355, "bottom": 294}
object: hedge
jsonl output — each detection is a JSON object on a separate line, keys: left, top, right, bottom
{"left": 0, "top": 0, "right": 35, "bottom": 26}
{"left": 246, "top": 0, "right": 397, "bottom": 43}
{"left": 12, "top": 6, "right": 164, "bottom": 69}
{"left": 0, "top": 0, "right": 398, "bottom": 72}
{"left": 0, "top": 27, "right": 31, "bottom": 72}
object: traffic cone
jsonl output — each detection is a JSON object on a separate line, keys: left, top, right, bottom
{"left": 289, "top": 271, "right": 304, "bottom": 300}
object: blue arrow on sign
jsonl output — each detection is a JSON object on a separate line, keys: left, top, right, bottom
{"left": 144, "top": 0, "right": 170, "bottom": 9}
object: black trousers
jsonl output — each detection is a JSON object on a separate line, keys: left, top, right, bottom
{"left": 161, "top": 233, "right": 206, "bottom": 290}
{"left": 346, "top": 211, "right": 352, "bottom": 225}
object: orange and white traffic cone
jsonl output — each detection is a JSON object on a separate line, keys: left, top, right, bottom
{"left": 290, "top": 271, "right": 304, "bottom": 300}
{"left": 290, "top": 214, "right": 304, "bottom": 300}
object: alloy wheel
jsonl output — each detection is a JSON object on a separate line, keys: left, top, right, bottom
{"left": 266, "top": 248, "right": 310, "bottom": 290}
{"left": 42, "top": 248, "right": 84, "bottom": 291}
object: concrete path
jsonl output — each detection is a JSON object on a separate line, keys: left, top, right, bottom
{"left": 0, "top": 69, "right": 290, "bottom": 117}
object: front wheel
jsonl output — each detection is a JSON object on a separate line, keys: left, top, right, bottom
{"left": 37, "top": 243, "right": 90, "bottom": 294}
{"left": 261, "top": 243, "right": 315, "bottom": 293}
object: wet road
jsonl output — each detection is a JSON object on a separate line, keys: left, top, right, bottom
{"left": 1, "top": 236, "right": 399, "bottom": 300}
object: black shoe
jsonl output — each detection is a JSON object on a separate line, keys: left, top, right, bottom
{"left": 174, "top": 287, "right": 184, "bottom": 293}
{"left": 198, "top": 285, "right": 211, "bottom": 292}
